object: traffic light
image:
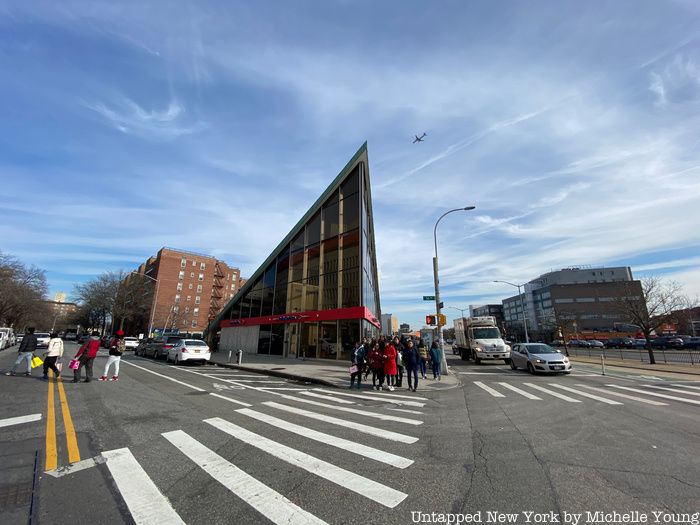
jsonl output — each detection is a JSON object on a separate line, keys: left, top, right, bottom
{"left": 438, "top": 314, "right": 446, "bottom": 326}
{"left": 426, "top": 315, "right": 436, "bottom": 325}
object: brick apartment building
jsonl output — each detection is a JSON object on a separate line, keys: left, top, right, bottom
{"left": 133, "top": 247, "right": 241, "bottom": 336}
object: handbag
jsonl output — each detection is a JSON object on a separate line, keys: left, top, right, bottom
{"left": 31, "top": 356, "right": 44, "bottom": 368}
{"left": 69, "top": 359, "right": 81, "bottom": 370}
{"left": 349, "top": 364, "right": 359, "bottom": 374}
{"left": 56, "top": 361, "right": 63, "bottom": 372}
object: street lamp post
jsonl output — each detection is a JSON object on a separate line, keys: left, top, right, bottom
{"left": 493, "top": 280, "right": 529, "bottom": 343}
{"left": 131, "top": 271, "right": 159, "bottom": 338}
{"left": 434, "top": 206, "right": 476, "bottom": 375}
{"left": 446, "top": 306, "right": 469, "bottom": 319}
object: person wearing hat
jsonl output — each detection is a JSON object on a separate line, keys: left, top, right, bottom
{"left": 100, "top": 330, "right": 125, "bottom": 381}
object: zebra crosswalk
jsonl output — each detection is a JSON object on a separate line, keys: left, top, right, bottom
{"left": 100, "top": 385, "right": 429, "bottom": 524}
{"left": 470, "top": 380, "right": 700, "bottom": 407}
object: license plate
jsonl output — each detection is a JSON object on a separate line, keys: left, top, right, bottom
{"left": 194, "top": 349, "right": 200, "bottom": 353}
{"left": 554, "top": 365, "right": 563, "bottom": 370}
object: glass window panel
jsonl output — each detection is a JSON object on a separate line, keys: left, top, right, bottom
{"left": 339, "top": 319, "right": 360, "bottom": 361}
{"left": 291, "top": 230, "right": 305, "bottom": 253}
{"left": 249, "top": 281, "right": 263, "bottom": 318}
{"left": 273, "top": 283, "right": 288, "bottom": 314}
{"left": 229, "top": 302, "right": 241, "bottom": 320}
{"left": 307, "top": 211, "right": 321, "bottom": 246}
{"left": 257, "top": 324, "right": 271, "bottom": 354}
{"left": 340, "top": 166, "right": 359, "bottom": 200}
{"left": 361, "top": 229, "right": 369, "bottom": 274}
{"left": 288, "top": 281, "right": 304, "bottom": 313}
{"left": 341, "top": 268, "right": 360, "bottom": 308}
{"left": 306, "top": 244, "right": 320, "bottom": 280}
{"left": 322, "top": 236, "right": 339, "bottom": 275}
{"left": 240, "top": 293, "right": 253, "bottom": 318}
{"left": 289, "top": 249, "right": 304, "bottom": 282}
{"left": 300, "top": 322, "right": 318, "bottom": 359}
{"left": 341, "top": 229, "right": 360, "bottom": 270}
{"left": 270, "top": 324, "right": 284, "bottom": 355}
{"left": 263, "top": 264, "right": 276, "bottom": 288}
{"left": 322, "top": 200, "right": 339, "bottom": 239}
{"left": 340, "top": 191, "right": 359, "bottom": 233}
{"left": 319, "top": 321, "right": 338, "bottom": 359}
{"left": 261, "top": 286, "right": 274, "bottom": 316}
{"left": 322, "top": 272, "right": 338, "bottom": 310}
{"left": 304, "top": 276, "right": 319, "bottom": 311}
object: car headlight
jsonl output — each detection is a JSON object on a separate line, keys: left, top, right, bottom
{"left": 474, "top": 347, "right": 483, "bottom": 352}
{"left": 505, "top": 345, "right": 511, "bottom": 352}
{"left": 563, "top": 357, "right": 569, "bottom": 363}
{"left": 535, "top": 358, "right": 545, "bottom": 364}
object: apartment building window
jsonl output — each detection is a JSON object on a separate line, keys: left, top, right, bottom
{"left": 181, "top": 258, "right": 186, "bottom": 268}
{"left": 178, "top": 270, "right": 184, "bottom": 280}
{"left": 187, "top": 295, "right": 191, "bottom": 302}
{"left": 175, "top": 294, "right": 180, "bottom": 303}
{"left": 191, "top": 320, "right": 197, "bottom": 328}
{"left": 177, "top": 283, "right": 183, "bottom": 292}
{"left": 190, "top": 272, "right": 195, "bottom": 278}
{"left": 173, "top": 306, "right": 179, "bottom": 313}
{"left": 185, "top": 306, "right": 190, "bottom": 313}
{"left": 198, "top": 273, "right": 204, "bottom": 281}
{"left": 192, "top": 260, "right": 196, "bottom": 267}
{"left": 193, "top": 307, "right": 199, "bottom": 316}
{"left": 188, "top": 283, "right": 193, "bottom": 289}
{"left": 197, "top": 284, "right": 203, "bottom": 293}
{"left": 200, "top": 262, "right": 206, "bottom": 270}
{"left": 231, "top": 284, "right": 235, "bottom": 290}
{"left": 195, "top": 296, "right": 201, "bottom": 304}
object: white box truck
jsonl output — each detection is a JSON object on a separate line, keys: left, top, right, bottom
{"left": 454, "top": 316, "right": 511, "bottom": 364}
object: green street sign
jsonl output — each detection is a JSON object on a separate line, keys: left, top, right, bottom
{"left": 423, "top": 296, "right": 435, "bottom": 301}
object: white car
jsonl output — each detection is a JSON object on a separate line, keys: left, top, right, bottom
{"left": 166, "top": 339, "right": 211, "bottom": 365}
{"left": 123, "top": 337, "right": 139, "bottom": 350}
{"left": 35, "top": 332, "right": 51, "bottom": 349}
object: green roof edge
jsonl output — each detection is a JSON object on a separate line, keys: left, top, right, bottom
{"left": 206, "top": 142, "right": 369, "bottom": 336}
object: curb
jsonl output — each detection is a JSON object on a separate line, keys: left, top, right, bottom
{"left": 209, "top": 362, "right": 342, "bottom": 387}
{"left": 570, "top": 358, "right": 700, "bottom": 377}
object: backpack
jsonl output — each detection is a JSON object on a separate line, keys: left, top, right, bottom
{"left": 111, "top": 339, "right": 126, "bottom": 356}
{"left": 354, "top": 346, "right": 366, "bottom": 366}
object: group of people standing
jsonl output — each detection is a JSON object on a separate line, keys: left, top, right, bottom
{"left": 350, "top": 336, "right": 443, "bottom": 392}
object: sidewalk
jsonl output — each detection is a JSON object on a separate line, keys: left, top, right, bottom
{"left": 208, "top": 351, "right": 461, "bottom": 390}
{"left": 570, "top": 355, "right": 700, "bottom": 377}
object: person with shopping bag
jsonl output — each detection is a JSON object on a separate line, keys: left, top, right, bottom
{"left": 72, "top": 331, "right": 101, "bottom": 383}
{"left": 42, "top": 332, "right": 64, "bottom": 381}
{"left": 100, "top": 330, "right": 125, "bottom": 381}
{"left": 5, "top": 327, "right": 38, "bottom": 377}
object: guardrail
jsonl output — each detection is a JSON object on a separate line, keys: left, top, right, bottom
{"left": 566, "top": 347, "right": 698, "bottom": 365}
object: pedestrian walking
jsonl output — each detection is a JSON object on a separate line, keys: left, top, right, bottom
{"left": 429, "top": 340, "right": 442, "bottom": 380}
{"left": 393, "top": 336, "right": 404, "bottom": 388}
{"left": 5, "top": 327, "right": 38, "bottom": 377}
{"left": 383, "top": 340, "right": 397, "bottom": 391}
{"left": 100, "top": 330, "right": 125, "bottom": 381}
{"left": 72, "top": 331, "right": 101, "bottom": 383}
{"left": 402, "top": 339, "right": 420, "bottom": 391}
{"left": 367, "top": 341, "right": 384, "bottom": 390}
{"left": 417, "top": 338, "right": 428, "bottom": 379}
{"left": 349, "top": 340, "right": 365, "bottom": 389}
{"left": 42, "top": 332, "right": 63, "bottom": 380}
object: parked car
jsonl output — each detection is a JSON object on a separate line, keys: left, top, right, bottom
{"left": 587, "top": 340, "right": 604, "bottom": 348}
{"left": 35, "top": 332, "right": 51, "bottom": 348}
{"left": 135, "top": 338, "right": 153, "bottom": 356}
{"left": 605, "top": 337, "right": 635, "bottom": 349}
{"left": 16, "top": 333, "right": 24, "bottom": 344}
{"left": 684, "top": 336, "right": 700, "bottom": 350}
{"left": 146, "top": 336, "right": 183, "bottom": 360}
{"left": 123, "top": 337, "right": 139, "bottom": 351}
{"left": 509, "top": 343, "right": 572, "bottom": 374}
{"left": 166, "top": 339, "right": 211, "bottom": 365}
{"left": 568, "top": 339, "right": 590, "bottom": 348}
{"left": 650, "top": 336, "right": 684, "bottom": 349}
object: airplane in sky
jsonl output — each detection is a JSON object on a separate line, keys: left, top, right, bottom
{"left": 413, "top": 132, "right": 427, "bottom": 143}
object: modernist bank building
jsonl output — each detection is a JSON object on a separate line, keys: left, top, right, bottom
{"left": 207, "top": 143, "right": 381, "bottom": 361}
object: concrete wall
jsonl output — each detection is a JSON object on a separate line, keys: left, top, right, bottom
{"left": 219, "top": 325, "right": 260, "bottom": 354}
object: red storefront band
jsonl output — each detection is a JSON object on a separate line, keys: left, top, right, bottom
{"left": 220, "top": 306, "right": 380, "bottom": 329}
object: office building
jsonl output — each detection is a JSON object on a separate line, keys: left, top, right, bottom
{"left": 209, "top": 143, "right": 381, "bottom": 360}
{"left": 381, "top": 313, "right": 399, "bottom": 337}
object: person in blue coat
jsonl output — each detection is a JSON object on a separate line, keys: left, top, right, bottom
{"left": 401, "top": 339, "right": 420, "bottom": 391}
{"left": 429, "top": 341, "right": 442, "bottom": 381}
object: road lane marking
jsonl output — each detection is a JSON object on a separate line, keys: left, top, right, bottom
{"left": 496, "top": 383, "right": 542, "bottom": 400}
{"left": 0, "top": 413, "right": 42, "bottom": 428}
{"left": 102, "top": 448, "right": 185, "bottom": 525}
{"left": 573, "top": 384, "right": 668, "bottom": 406}
{"left": 313, "top": 389, "right": 425, "bottom": 407}
{"left": 473, "top": 381, "right": 505, "bottom": 398}
{"left": 300, "top": 391, "right": 356, "bottom": 404}
{"left": 388, "top": 408, "right": 423, "bottom": 414}
{"left": 122, "top": 361, "right": 205, "bottom": 391}
{"left": 642, "top": 384, "right": 700, "bottom": 397}
{"left": 205, "top": 417, "right": 408, "bottom": 508}
{"left": 209, "top": 392, "right": 252, "bottom": 407}
{"left": 45, "top": 376, "right": 57, "bottom": 471}
{"left": 263, "top": 402, "right": 418, "bottom": 444}
{"left": 549, "top": 384, "right": 623, "bottom": 405}
{"left": 608, "top": 385, "right": 700, "bottom": 405}
{"left": 522, "top": 383, "right": 582, "bottom": 403}
{"left": 163, "top": 430, "right": 327, "bottom": 525}
{"left": 220, "top": 379, "right": 286, "bottom": 383}
{"left": 314, "top": 388, "right": 428, "bottom": 402}
{"left": 236, "top": 408, "right": 413, "bottom": 468}
{"left": 56, "top": 375, "right": 81, "bottom": 463}
{"left": 265, "top": 393, "right": 423, "bottom": 425}
{"left": 673, "top": 384, "right": 700, "bottom": 390}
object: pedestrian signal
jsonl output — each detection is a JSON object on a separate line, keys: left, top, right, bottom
{"left": 426, "top": 315, "right": 436, "bottom": 325}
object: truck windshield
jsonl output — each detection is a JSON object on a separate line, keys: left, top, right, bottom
{"left": 472, "top": 328, "right": 500, "bottom": 339}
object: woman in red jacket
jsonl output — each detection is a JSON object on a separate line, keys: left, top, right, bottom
{"left": 72, "top": 331, "right": 101, "bottom": 383}
{"left": 382, "top": 340, "right": 397, "bottom": 391}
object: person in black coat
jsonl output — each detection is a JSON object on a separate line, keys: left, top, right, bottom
{"left": 401, "top": 339, "right": 420, "bottom": 391}
{"left": 5, "top": 327, "right": 38, "bottom": 376}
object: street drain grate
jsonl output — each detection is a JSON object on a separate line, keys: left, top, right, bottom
{"left": 0, "top": 482, "right": 33, "bottom": 509}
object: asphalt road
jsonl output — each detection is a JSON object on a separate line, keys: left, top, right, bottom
{"left": 1, "top": 343, "right": 698, "bottom": 525}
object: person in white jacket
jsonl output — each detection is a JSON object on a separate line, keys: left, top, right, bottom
{"left": 43, "top": 332, "right": 64, "bottom": 380}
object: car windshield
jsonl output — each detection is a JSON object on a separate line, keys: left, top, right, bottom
{"left": 36, "top": 333, "right": 50, "bottom": 338}
{"left": 525, "top": 344, "right": 558, "bottom": 354}
{"left": 472, "top": 328, "right": 501, "bottom": 339}
{"left": 166, "top": 337, "right": 183, "bottom": 343}
{"left": 184, "top": 340, "right": 207, "bottom": 346}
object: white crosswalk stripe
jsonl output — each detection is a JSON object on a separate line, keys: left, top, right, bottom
{"left": 205, "top": 417, "right": 408, "bottom": 508}
{"left": 573, "top": 384, "right": 668, "bottom": 406}
{"left": 473, "top": 381, "right": 506, "bottom": 397}
{"left": 0, "top": 413, "right": 42, "bottom": 428}
{"left": 313, "top": 388, "right": 425, "bottom": 407}
{"left": 496, "top": 383, "right": 542, "bottom": 400}
{"left": 642, "top": 384, "right": 700, "bottom": 397}
{"left": 163, "top": 430, "right": 327, "bottom": 525}
{"left": 549, "top": 384, "right": 623, "bottom": 405}
{"left": 673, "top": 384, "right": 700, "bottom": 391}
{"left": 522, "top": 383, "right": 582, "bottom": 403}
{"left": 314, "top": 388, "right": 428, "bottom": 402}
{"left": 608, "top": 384, "right": 700, "bottom": 405}
{"left": 236, "top": 408, "right": 413, "bottom": 468}
{"left": 102, "top": 448, "right": 185, "bottom": 525}
{"left": 263, "top": 401, "right": 418, "bottom": 443}
{"left": 300, "top": 391, "right": 356, "bottom": 404}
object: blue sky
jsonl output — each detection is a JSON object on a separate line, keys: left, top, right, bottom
{"left": 2, "top": 1, "right": 700, "bottom": 329}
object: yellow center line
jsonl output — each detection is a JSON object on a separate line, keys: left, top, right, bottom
{"left": 45, "top": 370, "right": 57, "bottom": 471}
{"left": 56, "top": 372, "right": 81, "bottom": 464}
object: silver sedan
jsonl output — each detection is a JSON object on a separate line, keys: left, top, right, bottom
{"left": 509, "top": 343, "right": 572, "bottom": 374}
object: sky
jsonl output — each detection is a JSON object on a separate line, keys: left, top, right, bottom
{"left": 1, "top": 1, "right": 700, "bottom": 329}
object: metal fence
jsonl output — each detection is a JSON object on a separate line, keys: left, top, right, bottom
{"left": 566, "top": 347, "right": 698, "bottom": 365}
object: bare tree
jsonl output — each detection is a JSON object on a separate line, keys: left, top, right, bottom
{"left": 0, "top": 252, "right": 50, "bottom": 329}
{"left": 613, "top": 276, "right": 686, "bottom": 364}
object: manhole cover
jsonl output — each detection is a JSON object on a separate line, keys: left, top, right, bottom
{"left": 0, "top": 482, "right": 33, "bottom": 509}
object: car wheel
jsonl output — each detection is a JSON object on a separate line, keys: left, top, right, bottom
{"left": 527, "top": 362, "right": 535, "bottom": 375}
{"left": 563, "top": 371, "right": 571, "bottom": 375}
{"left": 175, "top": 354, "right": 180, "bottom": 365}
{"left": 474, "top": 357, "right": 481, "bottom": 365}
{"left": 509, "top": 359, "right": 517, "bottom": 370}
